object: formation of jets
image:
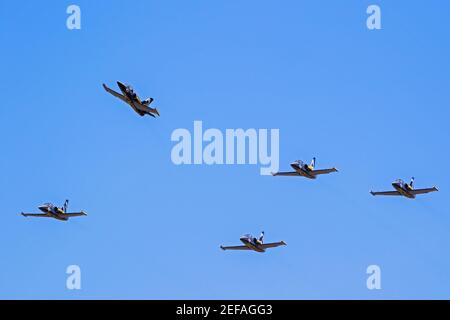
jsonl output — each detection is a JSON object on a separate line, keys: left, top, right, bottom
{"left": 20, "top": 81, "right": 440, "bottom": 255}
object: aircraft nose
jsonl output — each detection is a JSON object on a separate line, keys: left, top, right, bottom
{"left": 391, "top": 182, "right": 399, "bottom": 188}
{"left": 290, "top": 162, "right": 299, "bottom": 168}
{"left": 117, "top": 81, "right": 126, "bottom": 90}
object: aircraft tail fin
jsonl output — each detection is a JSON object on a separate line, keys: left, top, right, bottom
{"left": 310, "top": 157, "right": 316, "bottom": 168}
{"left": 63, "top": 199, "right": 69, "bottom": 213}
{"left": 259, "top": 231, "right": 265, "bottom": 243}
{"left": 410, "top": 177, "right": 415, "bottom": 188}
{"left": 141, "top": 98, "right": 154, "bottom": 106}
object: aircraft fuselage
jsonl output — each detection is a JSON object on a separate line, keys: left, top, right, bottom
{"left": 240, "top": 237, "right": 265, "bottom": 252}
{"left": 116, "top": 81, "right": 146, "bottom": 116}
{"left": 38, "top": 205, "right": 69, "bottom": 221}
{"left": 392, "top": 182, "right": 415, "bottom": 199}
{"left": 290, "top": 163, "right": 316, "bottom": 179}
{"left": 116, "top": 81, "right": 155, "bottom": 117}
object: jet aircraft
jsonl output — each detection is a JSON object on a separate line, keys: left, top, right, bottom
{"left": 272, "top": 157, "right": 338, "bottom": 179}
{"left": 21, "top": 200, "right": 87, "bottom": 221}
{"left": 370, "top": 177, "right": 438, "bottom": 199}
{"left": 103, "top": 81, "right": 160, "bottom": 117}
{"left": 220, "top": 232, "right": 286, "bottom": 253}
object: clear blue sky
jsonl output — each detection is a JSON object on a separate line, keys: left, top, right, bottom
{"left": 1, "top": 0, "right": 449, "bottom": 299}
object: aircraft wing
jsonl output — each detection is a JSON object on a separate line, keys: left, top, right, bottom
{"left": 132, "top": 101, "right": 160, "bottom": 117}
{"left": 21, "top": 213, "right": 50, "bottom": 218}
{"left": 103, "top": 84, "right": 129, "bottom": 103}
{"left": 310, "top": 168, "right": 338, "bottom": 176}
{"left": 410, "top": 187, "right": 439, "bottom": 195}
{"left": 62, "top": 212, "right": 87, "bottom": 218}
{"left": 261, "top": 241, "right": 287, "bottom": 249}
{"left": 271, "top": 171, "right": 299, "bottom": 177}
{"left": 220, "top": 245, "right": 251, "bottom": 251}
{"left": 370, "top": 191, "right": 402, "bottom": 196}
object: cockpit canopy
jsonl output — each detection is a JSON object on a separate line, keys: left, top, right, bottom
{"left": 241, "top": 234, "right": 253, "bottom": 240}
{"left": 292, "top": 160, "right": 305, "bottom": 166}
{"left": 393, "top": 179, "right": 405, "bottom": 185}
